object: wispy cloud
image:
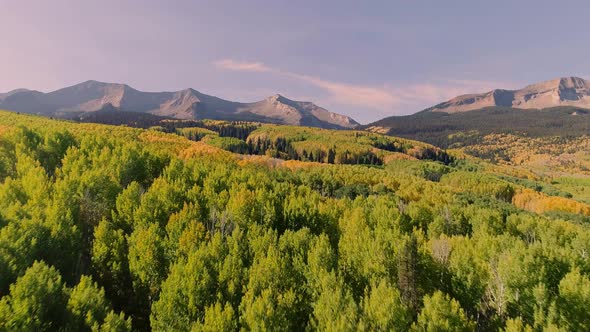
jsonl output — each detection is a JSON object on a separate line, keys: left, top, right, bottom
{"left": 213, "top": 58, "right": 514, "bottom": 115}
{"left": 213, "top": 59, "right": 272, "bottom": 72}
{"left": 285, "top": 72, "right": 401, "bottom": 110}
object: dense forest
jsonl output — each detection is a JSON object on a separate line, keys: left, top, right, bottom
{"left": 0, "top": 110, "right": 589, "bottom": 331}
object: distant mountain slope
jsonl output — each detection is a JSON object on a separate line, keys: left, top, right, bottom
{"left": 429, "top": 76, "right": 590, "bottom": 113}
{"left": 0, "top": 88, "right": 30, "bottom": 101}
{"left": 367, "top": 76, "right": 590, "bottom": 147}
{"left": 0, "top": 80, "right": 359, "bottom": 129}
{"left": 366, "top": 106, "right": 590, "bottom": 147}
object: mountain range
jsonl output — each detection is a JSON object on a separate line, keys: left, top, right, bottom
{"left": 0, "top": 80, "right": 359, "bottom": 129}
{"left": 367, "top": 76, "right": 590, "bottom": 147}
{"left": 428, "top": 76, "right": 590, "bottom": 113}
{"left": 3, "top": 76, "right": 590, "bottom": 139}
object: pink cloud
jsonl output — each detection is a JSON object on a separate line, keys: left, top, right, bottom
{"left": 285, "top": 72, "right": 401, "bottom": 110}
{"left": 213, "top": 59, "right": 272, "bottom": 72}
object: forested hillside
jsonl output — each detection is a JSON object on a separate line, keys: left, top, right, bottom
{"left": 0, "top": 110, "right": 589, "bottom": 331}
{"left": 366, "top": 106, "right": 590, "bottom": 148}
{"left": 171, "top": 122, "right": 453, "bottom": 166}
{"left": 366, "top": 106, "right": 590, "bottom": 210}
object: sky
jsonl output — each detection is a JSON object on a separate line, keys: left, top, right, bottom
{"left": 2, "top": 0, "right": 590, "bottom": 123}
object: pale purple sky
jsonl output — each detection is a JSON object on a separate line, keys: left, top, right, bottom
{"left": 2, "top": 0, "right": 590, "bottom": 123}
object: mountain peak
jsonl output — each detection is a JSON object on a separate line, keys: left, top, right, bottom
{"left": 180, "top": 87, "right": 198, "bottom": 93}
{"left": 558, "top": 76, "right": 588, "bottom": 89}
{"left": 76, "top": 80, "right": 111, "bottom": 88}
{"left": 521, "top": 76, "right": 588, "bottom": 91}
{"left": 0, "top": 88, "right": 30, "bottom": 100}
{"left": 266, "top": 94, "right": 289, "bottom": 102}
{"left": 81, "top": 79, "right": 102, "bottom": 84}
{"left": 177, "top": 88, "right": 199, "bottom": 96}
{"left": 560, "top": 76, "right": 585, "bottom": 82}
{"left": 1, "top": 88, "right": 29, "bottom": 95}
{"left": 429, "top": 76, "right": 590, "bottom": 113}
{"left": 265, "top": 94, "right": 323, "bottom": 108}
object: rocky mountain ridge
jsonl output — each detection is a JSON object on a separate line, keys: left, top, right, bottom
{"left": 0, "top": 80, "right": 359, "bottom": 129}
{"left": 429, "top": 76, "right": 590, "bottom": 113}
